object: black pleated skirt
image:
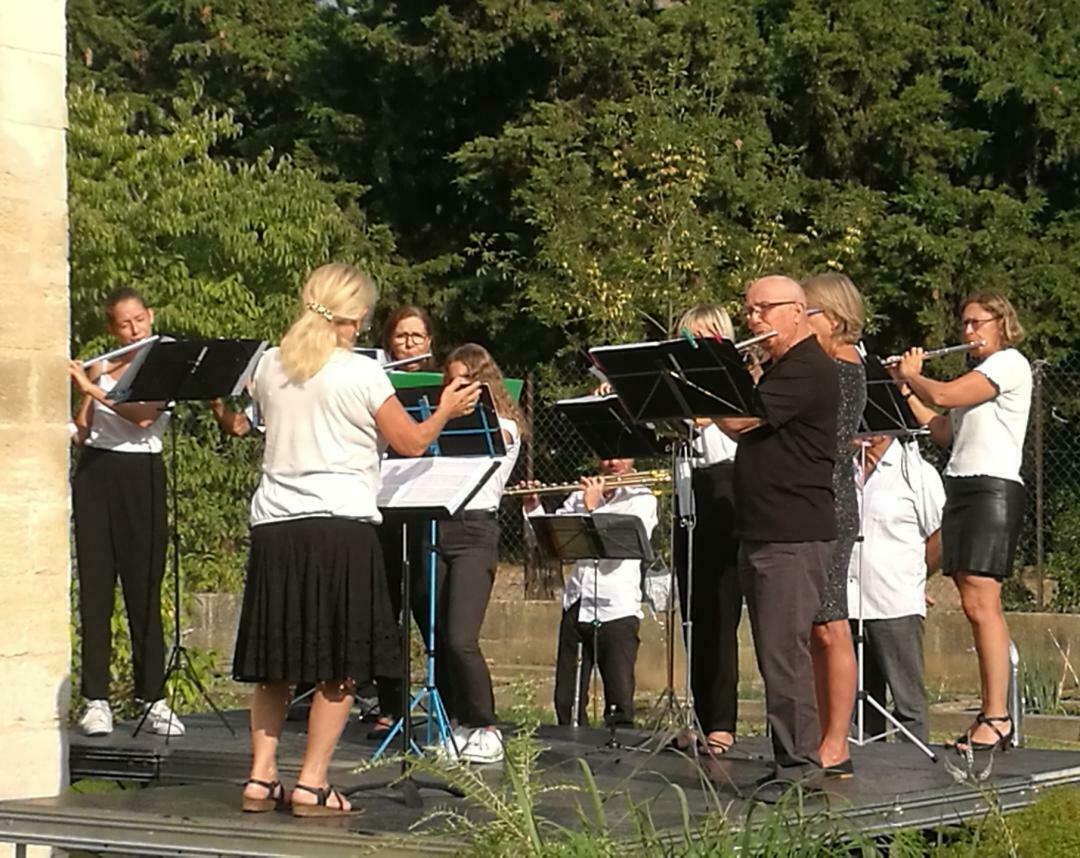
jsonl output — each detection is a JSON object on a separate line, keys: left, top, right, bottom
{"left": 942, "top": 476, "right": 1026, "bottom": 580}
{"left": 232, "top": 517, "right": 402, "bottom": 684}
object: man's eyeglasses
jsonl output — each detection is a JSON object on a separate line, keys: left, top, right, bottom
{"left": 393, "top": 332, "right": 430, "bottom": 344}
{"left": 745, "top": 300, "right": 799, "bottom": 319}
{"left": 961, "top": 316, "right": 998, "bottom": 331}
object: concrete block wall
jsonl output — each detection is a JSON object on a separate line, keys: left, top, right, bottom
{"left": 0, "top": 0, "right": 71, "bottom": 818}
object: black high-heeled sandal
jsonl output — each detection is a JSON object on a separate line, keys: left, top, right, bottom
{"left": 241, "top": 778, "right": 286, "bottom": 813}
{"left": 951, "top": 712, "right": 1014, "bottom": 753}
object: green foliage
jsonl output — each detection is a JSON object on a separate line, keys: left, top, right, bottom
{"left": 65, "top": 0, "right": 1080, "bottom": 656}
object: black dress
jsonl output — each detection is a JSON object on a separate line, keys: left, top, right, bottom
{"left": 814, "top": 357, "right": 866, "bottom": 624}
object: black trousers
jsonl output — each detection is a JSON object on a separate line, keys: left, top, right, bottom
{"left": 673, "top": 462, "right": 741, "bottom": 734}
{"left": 375, "top": 519, "right": 429, "bottom": 718}
{"left": 413, "top": 516, "right": 499, "bottom": 728}
{"left": 554, "top": 601, "right": 640, "bottom": 726}
{"left": 73, "top": 447, "right": 167, "bottom": 702}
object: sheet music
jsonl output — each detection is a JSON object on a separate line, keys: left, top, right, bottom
{"left": 378, "top": 456, "right": 498, "bottom": 515}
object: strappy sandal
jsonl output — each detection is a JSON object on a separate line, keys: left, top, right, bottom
{"left": 951, "top": 712, "right": 1014, "bottom": 753}
{"left": 291, "top": 783, "right": 363, "bottom": 818}
{"left": 697, "top": 735, "right": 735, "bottom": 757}
{"left": 241, "top": 778, "right": 287, "bottom": 813}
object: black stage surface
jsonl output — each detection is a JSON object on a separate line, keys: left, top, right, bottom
{"left": 0, "top": 711, "right": 1079, "bottom": 855}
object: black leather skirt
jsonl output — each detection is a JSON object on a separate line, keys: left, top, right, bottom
{"left": 942, "top": 476, "right": 1026, "bottom": 579}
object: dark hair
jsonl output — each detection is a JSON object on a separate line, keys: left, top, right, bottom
{"left": 104, "top": 286, "right": 148, "bottom": 319}
{"left": 381, "top": 305, "right": 435, "bottom": 364}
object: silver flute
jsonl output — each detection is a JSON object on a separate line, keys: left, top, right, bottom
{"left": 80, "top": 335, "right": 159, "bottom": 368}
{"left": 882, "top": 341, "right": 984, "bottom": 367}
{"left": 734, "top": 330, "right": 778, "bottom": 350}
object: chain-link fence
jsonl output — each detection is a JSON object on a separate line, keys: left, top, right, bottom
{"left": 1025, "top": 356, "right": 1080, "bottom": 610}
{"left": 499, "top": 355, "right": 1080, "bottom": 610}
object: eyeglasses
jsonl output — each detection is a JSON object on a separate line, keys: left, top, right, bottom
{"left": 745, "top": 300, "right": 799, "bottom": 319}
{"left": 393, "top": 332, "right": 430, "bottom": 344}
{"left": 961, "top": 316, "right": 998, "bottom": 331}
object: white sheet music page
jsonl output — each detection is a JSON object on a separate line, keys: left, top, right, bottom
{"left": 378, "top": 456, "right": 497, "bottom": 516}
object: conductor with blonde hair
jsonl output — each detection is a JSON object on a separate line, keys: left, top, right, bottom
{"left": 232, "top": 264, "right": 480, "bottom": 816}
{"left": 892, "top": 292, "right": 1031, "bottom": 754}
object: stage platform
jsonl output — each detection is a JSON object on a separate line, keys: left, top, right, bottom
{"left": 0, "top": 711, "right": 1078, "bottom": 855}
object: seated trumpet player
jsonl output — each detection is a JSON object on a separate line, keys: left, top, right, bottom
{"left": 517, "top": 459, "right": 659, "bottom": 727}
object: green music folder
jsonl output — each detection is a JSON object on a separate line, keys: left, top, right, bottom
{"left": 388, "top": 370, "right": 523, "bottom": 402}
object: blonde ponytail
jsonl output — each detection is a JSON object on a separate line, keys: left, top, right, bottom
{"left": 279, "top": 264, "right": 378, "bottom": 383}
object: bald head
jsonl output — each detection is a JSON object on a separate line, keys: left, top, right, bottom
{"left": 747, "top": 275, "right": 806, "bottom": 305}
{"left": 744, "top": 274, "right": 811, "bottom": 358}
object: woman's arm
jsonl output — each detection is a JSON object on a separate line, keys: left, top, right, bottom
{"left": 68, "top": 360, "right": 166, "bottom": 428}
{"left": 211, "top": 399, "right": 253, "bottom": 437}
{"left": 899, "top": 384, "right": 953, "bottom": 447}
{"left": 891, "top": 348, "right": 997, "bottom": 410}
{"left": 375, "top": 377, "right": 481, "bottom": 457}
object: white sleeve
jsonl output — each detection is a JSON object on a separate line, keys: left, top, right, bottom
{"left": 976, "top": 349, "right": 1030, "bottom": 397}
{"left": 618, "top": 489, "right": 659, "bottom": 536}
{"left": 340, "top": 359, "right": 396, "bottom": 425}
{"left": 556, "top": 491, "right": 584, "bottom": 515}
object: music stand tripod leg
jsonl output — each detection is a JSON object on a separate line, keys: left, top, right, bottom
{"left": 133, "top": 406, "right": 235, "bottom": 740}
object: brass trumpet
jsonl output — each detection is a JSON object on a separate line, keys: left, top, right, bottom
{"left": 505, "top": 469, "right": 671, "bottom": 497}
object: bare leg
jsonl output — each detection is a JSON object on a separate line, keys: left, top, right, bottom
{"left": 812, "top": 620, "right": 857, "bottom": 767}
{"left": 955, "top": 573, "right": 1011, "bottom": 745}
{"left": 244, "top": 681, "right": 292, "bottom": 802}
{"left": 291, "top": 680, "right": 356, "bottom": 811}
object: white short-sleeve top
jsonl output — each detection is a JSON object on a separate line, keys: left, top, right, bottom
{"left": 946, "top": 348, "right": 1032, "bottom": 484}
{"left": 464, "top": 416, "right": 521, "bottom": 511}
{"left": 85, "top": 370, "right": 170, "bottom": 454}
{"left": 249, "top": 347, "right": 395, "bottom": 526}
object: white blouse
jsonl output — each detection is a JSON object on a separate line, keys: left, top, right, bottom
{"left": 249, "top": 348, "right": 395, "bottom": 526}
{"left": 85, "top": 371, "right": 169, "bottom": 454}
{"left": 946, "top": 348, "right": 1032, "bottom": 484}
{"left": 464, "top": 417, "right": 521, "bottom": 511}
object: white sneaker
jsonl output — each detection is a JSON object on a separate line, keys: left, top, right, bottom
{"left": 145, "top": 699, "right": 185, "bottom": 737}
{"left": 424, "top": 725, "right": 470, "bottom": 762}
{"left": 80, "top": 700, "right": 113, "bottom": 737}
{"left": 460, "top": 727, "right": 504, "bottom": 764}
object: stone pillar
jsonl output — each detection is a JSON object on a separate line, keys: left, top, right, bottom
{"left": 0, "top": 0, "right": 71, "bottom": 807}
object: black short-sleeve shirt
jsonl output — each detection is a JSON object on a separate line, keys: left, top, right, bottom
{"left": 734, "top": 336, "right": 840, "bottom": 542}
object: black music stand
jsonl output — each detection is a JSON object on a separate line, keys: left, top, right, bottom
{"left": 349, "top": 456, "right": 499, "bottom": 808}
{"left": 849, "top": 349, "right": 937, "bottom": 762}
{"left": 108, "top": 338, "right": 267, "bottom": 740}
{"left": 860, "top": 352, "right": 925, "bottom": 436}
{"left": 589, "top": 336, "right": 764, "bottom": 427}
{"left": 529, "top": 513, "right": 653, "bottom": 740}
{"left": 587, "top": 336, "right": 762, "bottom": 746}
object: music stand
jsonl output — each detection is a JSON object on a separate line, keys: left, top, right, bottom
{"left": 849, "top": 350, "right": 937, "bottom": 762}
{"left": 348, "top": 387, "right": 503, "bottom": 808}
{"left": 552, "top": 394, "right": 667, "bottom": 724}
{"left": 108, "top": 338, "right": 268, "bottom": 740}
{"left": 588, "top": 336, "right": 762, "bottom": 746}
{"left": 529, "top": 513, "right": 653, "bottom": 739}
